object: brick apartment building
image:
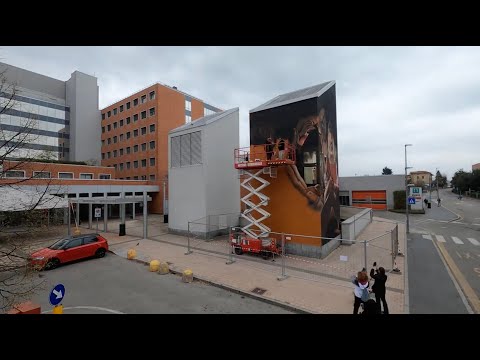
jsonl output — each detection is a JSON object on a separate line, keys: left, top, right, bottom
{"left": 100, "top": 83, "right": 221, "bottom": 213}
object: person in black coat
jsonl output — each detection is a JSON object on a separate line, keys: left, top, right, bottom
{"left": 370, "top": 263, "right": 389, "bottom": 314}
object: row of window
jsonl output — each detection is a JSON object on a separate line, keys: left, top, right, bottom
{"left": 102, "top": 141, "right": 156, "bottom": 159}
{"left": 118, "top": 175, "right": 155, "bottom": 181}
{"left": 102, "top": 108, "right": 155, "bottom": 132}
{"left": 102, "top": 125, "right": 155, "bottom": 145}
{"left": 111, "top": 158, "right": 156, "bottom": 170}
{"left": 102, "top": 91, "right": 156, "bottom": 120}
{"left": 2, "top": 170, "right": 111, "bottom": 179}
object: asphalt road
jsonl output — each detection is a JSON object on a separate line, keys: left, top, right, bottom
{"left": 25, "top": 253, "right": 294, "bottom": 314}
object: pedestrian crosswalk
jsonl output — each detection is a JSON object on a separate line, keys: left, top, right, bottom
{"left": 422, "top": 234, "right": 479, "bottom": 246}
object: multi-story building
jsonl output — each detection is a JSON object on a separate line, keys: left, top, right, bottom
{"left": 409, "top": 171, "right": 432, "bottom": 187}
{"left": 100, "top": 83, "right": 221, "bottom": 213}
{"left": 0, "top": 62, "right": 101, "bottom": 163}
{"left": 472, "top": 163, "right": 480, "bottom": 171}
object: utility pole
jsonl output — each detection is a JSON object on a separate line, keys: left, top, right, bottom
{"left": 405, "top": 144, "right": 412, "bottom": 234}
{"left": 436, "top": 167, "right": 439, "bottom": 200}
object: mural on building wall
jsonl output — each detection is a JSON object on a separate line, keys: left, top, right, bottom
{"left": 249, "top": 84, "right": 339, "bottom": 239}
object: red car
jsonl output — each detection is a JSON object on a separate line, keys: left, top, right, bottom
{"left": 29, "top": 234, "right": 109, "bottom": 270}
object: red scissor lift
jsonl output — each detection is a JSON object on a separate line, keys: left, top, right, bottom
{"left": 232, "top": 143, "right": 296, "bottom": 258}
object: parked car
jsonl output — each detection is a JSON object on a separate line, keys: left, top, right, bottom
{"left": 29, "top": 234, "right": 109, "bottom": 270}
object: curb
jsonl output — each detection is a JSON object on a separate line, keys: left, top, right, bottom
{"left": 108, "top": 250, "right": 313, "bottom": 314}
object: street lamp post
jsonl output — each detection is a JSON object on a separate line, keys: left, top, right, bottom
{"left": 436, "top": 167, "right": 439, "bottom": 200}
{"left": 405, "top": 144, "right": 413, "bottom": 234}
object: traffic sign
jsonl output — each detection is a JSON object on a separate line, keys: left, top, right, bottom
{"left": 49, "top": 284, "right": 65, "bottom": 306}
{"left": 94, "top": 208, "right": 101, "bottom": 218}
{"left": 408, "top": 197, "right": 415, "bottom": 205}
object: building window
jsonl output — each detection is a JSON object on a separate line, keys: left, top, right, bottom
{"left": 102, "top": 113, "right": 105, "bottom": 120}
{"left": 113, "top": 136, "right": 118, "bottom": 143}
{"left": 120, "top": 119, "right": 124, "bottom": 127}
{"left": 133, "top": 98, "right": 138, "bottom": 106}
{"left": 150, "top": 157, "right": 155, "bottom": 166}
{"left": 142, "top": 143, "right": 146, "bottom": 151}
{"left": 149, "top": 91, "right": 155, "bottom": 100}
{"left": 134, "top": 145, "right": 139, "bottom": 152}
{"left": 114, "top": 122, "right": 118, "bottom": 129}
{"left": 107, "top": 138, "right": 111, "bottom": 145}
{"left": 99, "top": 174, "right": 111, "bottom": 179}
{"left": 101, "top": 140, "right": 105, "bottom": 146}
{"left": 185, "top": 99, "right": 191, "bottom": 111}
{"left": 126, "top": 147, "right": 131, "bottom": 154}
{"left": 126, "top": 132, "right": 131, "bottom": 140}
{"left": 120, "top": 105, "right": 124, "bottom": 113}
{"left": 126, "top": 162, "right": 131, "bottom": 169}
{"left": 33, "top": 171, "right": 51, "bottom": 179}
{"left": 149, "top": 141, "right": 155, "bottom": 150}
{"left": 171, "top": 131, "right": 202, "bottom": 168}
{"left": 107, "top": 152, "right": 111, "bottom": 159}
{"left": 80, "top": 173, "right": 93, "bottom": 179}
{"left": 204, "top": 108, "right": 216, "bottom": 116}
{"left": 149, "top": 107, "right": 155, "bottom": 116}
{"left": 58, "top": 172, "right": 73, "bottom": 179}
{"left": 113, "top": 164, "right": 117, "bottom": 170}
{"left": 4, "top": 170, "right": 25, "bottom": 178}
{"left": 141, "top": 127, "right": 147, "bottom": 135}
{"left": 120, "top": 134, "right": 124, "bottom": 141}
{"left": 142, "top": 159, "right": 146, "bottom": 167}
{"left": 107, "top": 111, "right": 111, "bottom": 118}
{"left": 134, "top": 129, "right": 139, "bottom": 137}
{"left": 126, "top": 177, "right": 131, "bottom": 180}
{"left": 134, "top": 161, "right": 139, "bottom": 168}
{"left": 134, "top": 114, "right": 138, "bottom": 122}
{"left": 102, "top": 126, "right": 105, "bottom": 133}
{"left": 339, "top": 195, "right": 350, "bottom": 206}
{"left": 126, "top": 101, "right": 131, "bottom": 110}
{"left": 185, "top": 115, "right": 191, "bottom": 123}
{"left": 141, "top": 111, "right": 146, "bottom": 119}
{"left": 107, "top": 124, "right": 111, "bottom": 131}
{"left": 119, "top": 163, "right": 124, "bottom": 171}
{"left": 120, "top": 148, "right": 124, "bottom": 156}
{"left": 134, "top": 176, "right": 138, "bottom": 180}
{"left": 141, "top": 175, "right": 146, "bottom": 180}
{"left": 149, "top": 174, "right": 155, "bottom": 181}
{"left": 102, "top": 153, "right": 105, "bottom": 160}
{"left": 150, "top": 124, "right": 155, "bottom": 133}
{"left": 126, "top": 117, "right": 131, "bottom": 124}
{"left": 141, "top": 95, "right": 147, "bottom": 104}
{"left": 113, "top": 108, "right": 117, "bottom": 116}
{"left": 113, "top": 150, "right": 117, "bottom": 157}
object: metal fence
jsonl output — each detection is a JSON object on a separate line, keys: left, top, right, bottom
{"left": 184, "top": 216, "right": 400, "bottom": 283}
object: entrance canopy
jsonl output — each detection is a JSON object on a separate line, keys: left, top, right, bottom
{"left": 0, "top": 187, "right": 68, "bottom": 212}
{"left": 71, "top": 195, "right": 152, "bottom": 205}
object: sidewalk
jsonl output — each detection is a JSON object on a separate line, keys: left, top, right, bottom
{"left": 88, "top": 216, "right": 406, "bottom": 314}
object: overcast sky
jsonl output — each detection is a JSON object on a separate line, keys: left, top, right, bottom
{"left": 1, "top": 46, "right": 478, "bottom": 179}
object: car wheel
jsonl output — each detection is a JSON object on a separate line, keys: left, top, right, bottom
{"left": 95, "top": 248, "right": 106, "bottom": 258}
{"left": 234, "top": 247, "right": 243, "bottom": 255}
{"left": 45, "top": 258, "right": 60, "bottom": 270}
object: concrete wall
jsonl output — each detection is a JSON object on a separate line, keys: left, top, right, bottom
{"left": 341, "top": 207, "right": 372, "bottom": 242}
{"left": 339, "top": 175, "right": 404, "bottom": 209}
{"left": 0, "top": 62, "right": 65, "bottom": 100}
{"left": 66, "top": 71, "right": 101, "bottom": 163}
{"left": 168, "top": 130, "right": 206, "bottom": 233}
{"left": 204, "top": 109, "right": 240, "bottom": 217}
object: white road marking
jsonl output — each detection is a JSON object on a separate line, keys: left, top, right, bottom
{"left": 451, "top": 237, "right": 464, "bottom": 245}
{"left": 435, "top": 235, "right": 446, "bottom": 243}
{"left": 467, "top": 238, "right": 480, "bottom": 246}
{"left": 452, "top": 221, "right": 466, "bottom": 225}
{"left": 471, "top": 224, "right": 480, "bottom": 226}
{"left": 422, "top": 234, "right": 433, "bottom": 240}
{"left": 42, "top": 306, "right": 124, "bottom": 314}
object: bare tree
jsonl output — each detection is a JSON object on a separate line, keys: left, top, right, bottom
{"left": 0, "top": 64, "right": 67, "bottom": 311}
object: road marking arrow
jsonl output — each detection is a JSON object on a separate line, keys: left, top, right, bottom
{"left": 53, "top": 289, "right": 63, "bottom": 299}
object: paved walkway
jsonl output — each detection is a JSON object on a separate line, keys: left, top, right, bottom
{"left": 80, "top": 216, "right": 406, "bottom": 314}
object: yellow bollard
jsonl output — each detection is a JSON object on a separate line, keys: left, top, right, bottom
{"left": 158, "top": 262, "right": 170, "bottom": 275}
{"left": 127, "top": 249, "right": 136, "bottom": 260}
{"left": 149, "top": 260, "right": 160, "bottom": 272}
{"left": 182, "top": 269, "right": 193, "bottom": 283}
{"left": 52, "top": 305, "right": 63, "bottom": 314}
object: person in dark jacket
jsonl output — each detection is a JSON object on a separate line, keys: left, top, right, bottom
{"left": 362, "top": 299, "right": 380, "bottom": 315}
{"left": 370, "top": 263, "right": 389, "bottom": 314}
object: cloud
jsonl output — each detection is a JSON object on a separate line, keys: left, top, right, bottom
{"left": 1, "top": 46, "right": 478, "bottom": 179}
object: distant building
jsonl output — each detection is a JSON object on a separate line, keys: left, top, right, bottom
{"left": 473, "top": 163, "right": 480, "bottom": 171}
{"left": 409, "top": 171, "right": 432, "bottom": 187}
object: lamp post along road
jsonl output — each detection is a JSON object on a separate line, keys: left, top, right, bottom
{"left": 405, "top": 144, "right": 412, "bottom": 234}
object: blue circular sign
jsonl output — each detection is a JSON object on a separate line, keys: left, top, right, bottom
{"left": 49, "top": 284, "right": 66, "bottom": 306}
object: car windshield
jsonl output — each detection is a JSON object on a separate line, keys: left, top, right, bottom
{"left": 48, "top": 238, "right": 70, "bottom": 250}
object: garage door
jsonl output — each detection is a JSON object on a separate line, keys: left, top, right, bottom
{"left": 352, "top": 190, "right": 387, "bottom": 210}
